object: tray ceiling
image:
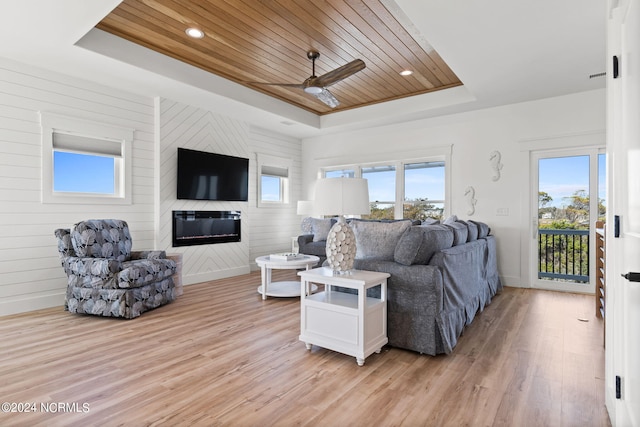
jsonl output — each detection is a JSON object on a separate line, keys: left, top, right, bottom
{"left": 96, "top": 0, "right": 462, "bottom": 115}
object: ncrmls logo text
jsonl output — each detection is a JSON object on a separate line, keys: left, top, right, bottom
{"left": 40, "top": 402, "right": 90, "bottom": 413}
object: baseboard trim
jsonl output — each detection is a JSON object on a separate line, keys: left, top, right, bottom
{"left": 183, "top": 266, "right": 251, "bottom": 286}
{"left": 0, "top": 293, "right": 66, "bottom": 317}
{"left": 499, "top": 275, "right": 523, "bottom": 288}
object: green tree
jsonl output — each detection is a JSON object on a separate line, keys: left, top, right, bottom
{"left": 563, "top": 189, "right": 589, "bottom": 224}
{"left": 539, "top": 191, "right": 552, "bottom": 208}
{"left": 538, "top": 191, "right": 554, "bottom": 219}
{"left": 403, "top": 198, "right": 442, "bottom": 221}
{"left": 366, "top": 203, "right": 394, "bottom": 220}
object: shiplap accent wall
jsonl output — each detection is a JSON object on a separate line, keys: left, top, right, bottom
{"left": 0, "top": 59, "right": 156, "bottom": 316}
{"left": 157, "top": 99, "right": 303, "bottom": 284}
{"left": 157, "top": 98, "right": 251, "bottom": 284}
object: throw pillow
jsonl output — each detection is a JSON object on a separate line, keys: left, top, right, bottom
{"left": 443, "top": 221, "right": 468, "bottom": 246}
{"left": 421, "top": 218, "right": 440, "bottom": 225}
{"left": 470, "top": 220, "right": 490, "bottom": 238}
{"left": 352, "top": 220, "right": 412, "bottom": 261}
{"left": 300, "top": 217, "right": 313, "bottom": 234}
{"left": 443, "top": 215, "right": 458, "bottom": 225}
{"left": 394, "top": 224, "right": 454, "bottom": 265}
{"left": 310, "top": 218, "right": 333, "bottom": 242}
{"left": 457, "top": 220, "right": 478, "bottom": 241}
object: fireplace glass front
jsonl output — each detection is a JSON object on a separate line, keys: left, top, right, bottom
{"left": 172, "top": 210, "right": 241, "bottom": 247}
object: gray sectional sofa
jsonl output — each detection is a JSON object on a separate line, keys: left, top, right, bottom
{"left": 298, "top": 217, "right": 501, "bottom": 355}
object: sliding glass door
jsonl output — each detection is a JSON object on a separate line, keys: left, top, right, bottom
{"left": 531, "top": 148, "right": 605, "bottom": 293}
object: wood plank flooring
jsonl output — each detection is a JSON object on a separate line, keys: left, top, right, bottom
{"left": 0, "top": 270, "right": 610, "bottom": 426}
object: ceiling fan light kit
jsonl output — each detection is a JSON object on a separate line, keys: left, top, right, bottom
{"left": 256, "top": 50, "right": 365, "bottom": 109}
{"left": 303, "top": 86, "right": 323, "bottom": 95}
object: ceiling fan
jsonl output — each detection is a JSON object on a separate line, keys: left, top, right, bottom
{"left": 257, "top": 50, "right": 366, "bottom": 108}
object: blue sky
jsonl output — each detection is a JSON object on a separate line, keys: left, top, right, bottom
{"left": 539, "top": 154, "right": 606, "bottom": 208}
{"left": 53, "top": 151, "right": 115, "bottom": 194}
{"left": 261, "top": 175, "right": 280, "bottom": 201}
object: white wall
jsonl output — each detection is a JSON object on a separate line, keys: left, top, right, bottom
{"left": 0, "top": 58, "right": 156, "bottom": 316}
{"left": 301, "top": 89, "right": 606, "bottom": 287}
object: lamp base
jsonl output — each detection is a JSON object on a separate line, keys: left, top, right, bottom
{"left": 325, "top": 216, "right": 356, "bottom": 273}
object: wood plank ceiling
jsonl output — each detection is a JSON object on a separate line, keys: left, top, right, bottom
{"left": 96, "top": 0, "right": 462, "bottom": 115}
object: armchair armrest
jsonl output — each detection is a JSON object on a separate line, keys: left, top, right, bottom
{"left": 298, "top": 234, "right": 314, "bottom": 246}
{"left": 64, "top": 256, "right": 122, "bottom": 279}
{"left": 118, "top": 258, "right": 176, "bottom": 288}
{"left": 130, "top": 250, "right": 167, "bottom": 260}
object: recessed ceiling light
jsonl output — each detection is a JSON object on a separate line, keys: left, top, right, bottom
{"left": 185, "top": 27, "right": 205, "bottom": 39}
{"left": 400, "top": 70, "right": 413, "bottom": 76}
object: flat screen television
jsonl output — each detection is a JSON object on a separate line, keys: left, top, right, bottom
{"left": 177, "top": 148, "right": 249, "bottom": 201}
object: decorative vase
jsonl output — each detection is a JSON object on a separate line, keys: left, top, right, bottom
{"left": 325, "top": 216, "right": 356, "bottom": 273}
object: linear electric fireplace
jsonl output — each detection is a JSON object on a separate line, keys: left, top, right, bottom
{"left": 172, "top": 210, "right": 241, "bottom": 247}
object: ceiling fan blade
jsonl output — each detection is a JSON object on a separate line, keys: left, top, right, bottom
{"left": 312, "top": 88, "right": 340, "bottom": 108}
{"left": 251, "top": 82, "right": 305, "bottom": 89}
{"left": 315, "top": 59, "right": 366, "bottom": 88}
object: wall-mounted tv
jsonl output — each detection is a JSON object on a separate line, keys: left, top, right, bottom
{"left": 177, "top": 148, "right": 249, "bottom": 201}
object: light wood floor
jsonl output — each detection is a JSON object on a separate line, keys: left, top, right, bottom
{"left": 0, "top": 270, "right": 610, "bottom": 427}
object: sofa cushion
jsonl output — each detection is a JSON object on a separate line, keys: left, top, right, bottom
{"left": 71, "top": 219, "right": 132, "bottom": 261}
{"left": 421, "top": 218, "right": 440, "bottom": 225}
{"left": 444, "top": 221, "right": 468, "bottom": 246}
{"left": 470, "top": 220, "right": 490, "bottom": 238}
{"left": 310, "top": 218, "right": 334, "bottom": 242}
{"left": 443, "top": 215, "right": 458, "bottom": 224}
{"left": 352, "top": 220, "right": 412, "bottom": 261}
{"left": 394, "top": 224, "right": 454, "bottom": 265}
{"left": 458, "top": 220, "right": 478, "bottom": 242}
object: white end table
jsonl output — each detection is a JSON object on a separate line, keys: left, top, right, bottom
{"left": 298, "top": 267, "right": 390, "bottom": 366}
{"left": 255, "top": 255, "right": 320, "bottom": 300}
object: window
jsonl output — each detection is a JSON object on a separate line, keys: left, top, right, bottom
{"left": 325, "top": 169, "right": 355, "bottom": 178}
{"left": 321, "top": 149, "right": 450, "bottom": 221}
{"left": 40, "top": 112, "right": 133, "bottom": 204}
{"left": 404, "top": 161, "right": 445, "bottom": 220}
{"left": 257, "top": 153, "right": 291, "bottom": 207}
{"left": 362, "top": 165, "right": 396, "bottom": 220}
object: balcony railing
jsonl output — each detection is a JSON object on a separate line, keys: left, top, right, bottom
{"left": 538, "top": 228, "right": 589, "bottom": 283}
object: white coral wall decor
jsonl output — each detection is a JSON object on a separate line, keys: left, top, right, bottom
{"left": 489, "top": 150, "right": 503, "bottom": 181}
{"left": 465, "top": 186, "right": 477, "bottom": 216}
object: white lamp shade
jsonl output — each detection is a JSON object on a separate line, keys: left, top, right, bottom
{"left": 296, "top": 200, "right": 315, "bottom": 215}
{"left": 313, "top": 177, "right": 370, "bottom": 216}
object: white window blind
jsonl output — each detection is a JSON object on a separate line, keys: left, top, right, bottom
{"left": 53, "top": 133, "right": 123, "bottom": 157}
{"left": 261, "top": 164, "right": 289, "bottom": 178}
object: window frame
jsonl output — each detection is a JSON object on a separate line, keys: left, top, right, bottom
{"left": 257, "top": 153, "right": 292, "bottom": 207}
{"left": 40, "top": 112, "right": 133, "bottom": 205}
{"left": 321, "top": 152, "right": 450, "bottom": 220}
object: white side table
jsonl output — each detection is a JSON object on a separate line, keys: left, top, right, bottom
{"left": 255, "top": 255, "right": 320, "bottom": 300}
{"left": 298, "top": 267, "right": 390, "bottom": 366}
{"left": 166, "top": 253, "right": 183, "bottom": 297}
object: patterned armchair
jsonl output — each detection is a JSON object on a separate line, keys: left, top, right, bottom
{"left": 54, "top": 219, "right": 177, "bottom": 319}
